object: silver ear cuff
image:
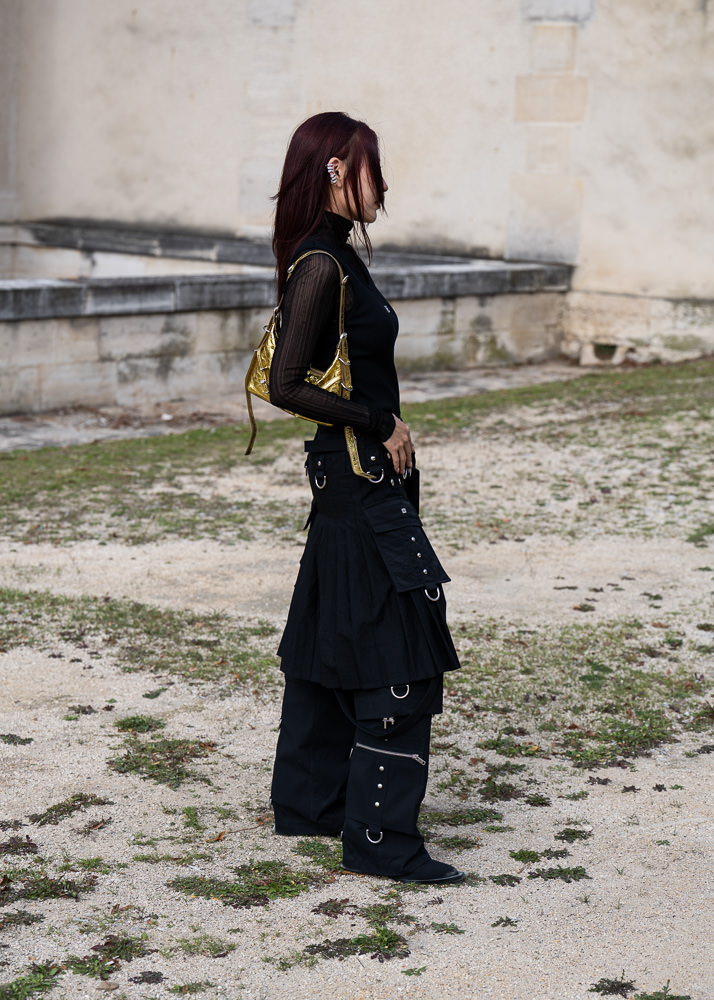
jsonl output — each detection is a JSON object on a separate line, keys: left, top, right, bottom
{"left": 326, "top": 162, "right": 338, "bottom": 185}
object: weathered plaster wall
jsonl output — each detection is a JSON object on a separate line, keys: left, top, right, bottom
{"left": 0, "top": 0, "right": 20, "bottom": 222}
{"left": 1, "top": 0, "right": 712, "bottom": 357}
{"left": 571, "top": 1, "right": 714, "bottom": 299}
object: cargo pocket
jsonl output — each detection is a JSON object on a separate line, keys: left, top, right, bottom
{"left": 353, "top": 678, "right": 444, "bottom": 721}
{"left": 362, "top": 495, "right": 450, "bottom": 595}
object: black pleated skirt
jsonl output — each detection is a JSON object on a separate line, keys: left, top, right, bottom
{"left": 277, "top": 437, "right": 461, "bottom": 691}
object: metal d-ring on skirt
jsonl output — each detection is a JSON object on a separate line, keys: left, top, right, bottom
{"left": 276, "top": 436, "right": 461, "bottom": 691}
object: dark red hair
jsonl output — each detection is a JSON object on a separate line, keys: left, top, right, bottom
{"left": 272, "top": 112, "right": 386, "bottom": 297}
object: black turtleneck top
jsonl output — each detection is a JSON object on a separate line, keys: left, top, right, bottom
{"left": 269, "top": 213, "right": 399, "bottom": 443}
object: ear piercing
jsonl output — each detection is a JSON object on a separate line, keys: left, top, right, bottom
{"left": 326, "top": 162, "right": 338, "bottom": 184}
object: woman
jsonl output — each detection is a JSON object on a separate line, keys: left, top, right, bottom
{"left": 268, "top": 111, "right": 463, "bottom": 884}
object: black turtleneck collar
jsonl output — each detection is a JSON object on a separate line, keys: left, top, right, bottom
{"left": 321, "top": 211, "right": 354, "bottom": 244}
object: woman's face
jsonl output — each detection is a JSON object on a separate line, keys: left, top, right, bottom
{"left": 327, "top": 157, "right": 387, "bottom": 223}
{"left": 355, "top": 162, "right": 386, "bottom": 223}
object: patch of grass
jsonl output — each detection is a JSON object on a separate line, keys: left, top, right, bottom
{"left": 168, "top": 984, "right": 216, "bottom": 996}
{"left": 555, "top": 827, "right": 592, "bottom": 843}
{"left": 480, "top": 734, "right": 542, "bottom": 757}
{"left": 632, "top": 984, "right": 691, "bottom": 1000}
{"left": 491, "top": 916, "right": 518, "bottom": 927}
{"left": 490, "top": 874, "right": 521, "bottom": 887}
{"left": 0, "top": 910, "right": 44, "bottom": 932}
{"left": 402, "top": 966, "right": 427, "bottom": 976}
{"left": 686, "top": 522, "right": 714, "bottom": 546}
{"left": 527, "top": 865, "right": 591, "bottom": 883}
{"left": 181, "top": 807, "right": 205, "bottom": 833}
{"left": 0, "top": 961, "right": 64, "bottom": 1000}
{"left": 177, "top": 934, "right": 235, "bottom": 959}
{"left": 65, "top": 934, "right": 152, "bottom": 979}
{"left": 292, "top": 838, "right": 343, "bottom": 871}
{"left": 525, "top": 793, "right": 551, "bottom": 807}
{"left": 303, "top": 926, "right": 409, "bottom": 962}
{"left": 421, "top": 807, "right": 503, "bottom": 828}
{"left": 509, "top": 849, "right": 541, "bottom": 864}
{"left": 0, "top": 423, "right": 307, "bottom": 545}
{"left": 114, "top": 715, "right": 165, "bottom": 734}
{"left": 58, "top": 856, "right": 114, "bottom": 875}
{"left": 433, "top": 835, "right": 480, "bottom": 852}
{"left": 169, "top": 860, "right": 327, "bottom": 909}
{"left": 430, "top": 921, "right": 464, "bottom": 934}
{"left": 479, "top": 777, "right": 522, "bottom": 802}
{"left": 0, "top": 589, "right": 277, "bottom": 694}
{"left": 132, "top": 850, "right": 213, "bottom": 866}
{"left": 450, "top": 616, "right": 710, "bottom": 768}
{"left": 108, "top": 736, "right": 216, "bottom": 788}
{"left": 0, "top": 734, "right": 33, "bottom": 746}
{"left": 0, "top": 837, "right": 38, "bottom": 857}
{"left": 0, "top": 868, "right": 97, "bottom": 905}
{"left": 589, "top": 973, "right": 638, "bottom": 996}
{"left": 27, "top": 793, "right": 112, "bottom": 827}
{"left": 312, "top": 898, "right": 354, "bottom": 919}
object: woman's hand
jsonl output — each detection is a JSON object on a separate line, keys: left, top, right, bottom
{"left": 382, "top": 415, "right": 414, "bottom": 477}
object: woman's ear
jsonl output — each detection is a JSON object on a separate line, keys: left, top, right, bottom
{"left": 326, "top": 157, "right": 345, "bottom": 188}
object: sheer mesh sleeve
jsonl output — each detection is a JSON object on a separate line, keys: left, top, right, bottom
{"left": 269, "top": 253, "right": 395, "bottom": 438}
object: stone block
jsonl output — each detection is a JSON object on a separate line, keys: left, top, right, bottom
{"left": 506, "top": 173, "right": 584, "bottom": 263}
{"left": 564, "top": 291, "right": 651, "bottom": 345}
{"left": 176, "top": 275, "right": 275, "bottom": 312}
{"left": 521, "top": 0, "right": 594, "bottom": 23}
{"left": 98, "top": 313, "right": 196, "bottom": 362}
{"left": 563, "top": 291, "right": 714, "bottom": 364}
{"left": 525, "top": 125, "right": 572, "bottom": 173}
{"left": 39, "top": 360, "right": 117, "bottom": 411}
{"left": 0, "top": 280, "right": 86, "bottom": 321}
{"left": 515, "top": 75, "right": 589, "bottom": 123}
{"left": 510, "top": 293, "right": 564, "bottom": 359}
{"left": 531, "top": 24, "right": 577, "bottom": 73}
{"left": 115, "top": 352, "right": 225, "bottom": 406}
{"left": 0, "top": 365, "right": 39, "bottom": 415}
{"left": 53, "top": 318, "right": 100, "bottom": 364}
{"left": 195, "top": 308, "right": 267, "bottom": 354}
{"left": 0, "top": 322, "right": 50, "bottom": 367}
{"left": 86, "top": 279, "right": 176, "bottom": 316}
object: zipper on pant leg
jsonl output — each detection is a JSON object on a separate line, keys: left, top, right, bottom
{"left": 354, "top": 742, "right": 426, "bottom": 766}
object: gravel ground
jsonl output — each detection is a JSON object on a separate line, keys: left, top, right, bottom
{"left": 1, "top": 365, "right": 713, "bottom": 1000}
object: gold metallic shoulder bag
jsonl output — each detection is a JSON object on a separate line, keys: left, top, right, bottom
{"left": 244, "top": 249, "right": 381, "bottom": 481}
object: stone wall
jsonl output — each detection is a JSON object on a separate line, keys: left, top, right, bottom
{"left": 1, "top": 1, "right": 712, "bottom": 363}
{"left": 0, "top": 257, "right": 568, "bottom": 416}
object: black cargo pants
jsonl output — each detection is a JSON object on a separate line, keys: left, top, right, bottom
{"left": 271, "top": 675, "right": 442, "bottom": 875}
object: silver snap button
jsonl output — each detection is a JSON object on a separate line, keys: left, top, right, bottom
{"left": 401, "top": 507, "right": 407, "bottom": 514}
{"left": 411, "top": 536, "right": 416, "bottom": 542}
{"left": 370, "top": 455, "right": 377, "bottom": 461}
{"left": 379, "top": 766, "right": 385, "bottom": 772}
{"left": 423, "top": 569, "right": 428, "bottom": 575}
{"left": 375, "top": 802, "right": 380, "bottom": 807}
{"left": 377, "top": 783, "right": 383, "bottom": 789}
{"left": 417, "top": 552, "right": 422, "bottom": 558}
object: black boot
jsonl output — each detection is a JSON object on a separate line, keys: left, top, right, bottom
{"left": 341, "top": 692, "right": 464, "bottom": 884}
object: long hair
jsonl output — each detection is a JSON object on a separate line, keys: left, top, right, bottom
{"left": 272, "top": 112, "right": 386, "bottom": 297}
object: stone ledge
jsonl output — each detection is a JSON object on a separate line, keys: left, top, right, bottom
{"left": 0, "top": 262, "right": 572, "bottom": 322}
